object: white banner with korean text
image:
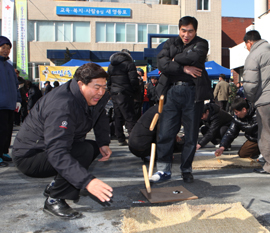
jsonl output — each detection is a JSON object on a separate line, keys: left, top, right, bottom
{"left": 1, "top": 0, "right": 14, "bottom": 61}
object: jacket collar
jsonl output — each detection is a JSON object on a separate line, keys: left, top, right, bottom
{"left": 70, "top": 79, "right": 90, "bottom": 114}
{"left": 250, "top": 39, "right": 268, "bottom": 53}
{"left": 0, "top": 55, "right": 9, "bottom": 61}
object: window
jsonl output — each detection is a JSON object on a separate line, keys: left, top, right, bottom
{"left": 126, "top": 24, "right": 136, "bottom": 42}
{"left": 197, "top": 0, "right": 210, "bottom": 11}
{"left": 159, "top": 25, "right": 168, "bottom": 43}
{"left": 32, "top": 21, "right": 90, "bottom": 42}
{"left": 96, "top": 22, "right": 178, "bottom": 43}
{"left": 37, "top": 22, "right": 54, "bottom": 42}
{"left": 148, "top": 25, "right": 158, "bottom": 43}
{"left": 73, "top": 22, "right": 90, "bottom": 42}
{"left": 138, "top": 24, "right": 147, "bottom": 43}
{"left": 116, "top": 23, "right": 125, "bottom": 42}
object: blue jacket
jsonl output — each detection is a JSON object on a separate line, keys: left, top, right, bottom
{"left": 0, "top": 56, "right": 21, "bottom": 110}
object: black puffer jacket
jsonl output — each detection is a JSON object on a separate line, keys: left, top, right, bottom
{"left": 198, "top": 103, "right": 233, "bottom": 147}
{"left": 220, "top": 104, "right": 258, "bottom": 148}
{"left": 13, "top": 79, "right": 110, "bottom": 190}
{"left": 107, "top": 52, "right": 139, "bottom": 96}
{"left": 157, "top": 36, "right": 213, "bottom": 102}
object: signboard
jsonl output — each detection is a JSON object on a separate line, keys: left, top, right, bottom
{"left": 56, "top": 6, "right": 131, "bottom": 17}
{"left": 16, "top": 0, "right": 28, "bottom": 79}
{"left": 2, "top": 0, "right": 14, "bottom": 61}
{"left": 39, "top": 66, "right": 78, "bottom": 83}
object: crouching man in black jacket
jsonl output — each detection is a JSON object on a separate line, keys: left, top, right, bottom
{"left": 196, "top": 103, "right": 233, "bottom": 150}
{"left": 215, "top": 97, "right": 260, "bottom": 159}
{"left": 12, "top": 63, "right": 113, "bottom": 219}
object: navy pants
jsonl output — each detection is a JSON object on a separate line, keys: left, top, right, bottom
{"left": 156, "top": 85, "right": 204, "bottom": 173}
{"left": 14, "top": 140, "right": 100, "bottom": 200}
{"left": 0, "top": 109, "right": 14, "bottom": 157}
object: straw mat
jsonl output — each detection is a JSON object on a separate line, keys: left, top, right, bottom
{"left": 121, "top": 202, "right": 268, "bottom": 233}
{"left": 193, "top": 154, "right": 261, "bottom": 170}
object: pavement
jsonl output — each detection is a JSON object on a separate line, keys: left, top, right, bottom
{"left": 1, "top": 126, "right": 270, "bottom": 233}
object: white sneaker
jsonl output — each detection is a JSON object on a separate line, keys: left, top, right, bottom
{"left": 149, "top": 171, "right": 171, "bottom": 183}
{"left": 257, "top": 154, "right": 266, "bottom": 163}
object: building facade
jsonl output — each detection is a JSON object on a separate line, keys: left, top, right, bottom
{"left": 0, "top": 0, "right": 221, "bottom": 79}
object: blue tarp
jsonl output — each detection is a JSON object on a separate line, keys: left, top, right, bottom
{"left": 147, "top": 61, "right": 231, "bottom": 79}
{"left": 147, "top": 68, "right": 160, "bottom": 77}
{"left": 61, "top": 59, "right": 110, "bottom": 67}
{"left": 205, "top": 61, "right": 231, "bottom": 78}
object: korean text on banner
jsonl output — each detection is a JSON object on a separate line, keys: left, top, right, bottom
{"left": 16, "top": 0, "right": 28, "bottom": 79}
{"left": 39, "top": 66, "right": 78, "bottom": 83}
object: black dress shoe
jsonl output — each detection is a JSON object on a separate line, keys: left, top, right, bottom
{"left": 253, "top": 168, "right": 270, "bottom": 174}
{"left": 182, "top": 172, "right": 194, "bottom": 183}
{"left": 43, "top": 198, "right": 82, "bottom": 219}
{"left": 43, "top": 184, "right": 51, "bottom": 197}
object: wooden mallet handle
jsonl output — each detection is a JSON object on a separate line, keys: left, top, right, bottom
{"left": 158, "top": 95, "right": 164, "bottom": 113}
{"left": 149, "top": 113, "right": 159, "bottom": 131}
{"left": 148, "top": 143, "right": 156, "bottom": 178}
{"left": 142, "top": 165, "right": 151, "bottom": 193}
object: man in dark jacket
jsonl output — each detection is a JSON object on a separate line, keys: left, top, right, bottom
{"left": 44, "top": 81, "right": 52, "bottom": 95}
{"left": 215, "top": 97, "right": 260, "bottom": 159}
{"left": 26, "top": 81, "right": 42, "bottom": 112}
{"left": 12, "top": 63, "right": 113, "bottom": 219}
{"left": 133, "top": 68, "right": 144, "bottom": 121}
{"left": 107, "top": 49, "right": 139, "bottom": 145}
{"left": 196, "top": 103, "right": 233, "bottom": 150}
{"left": 147, "top": 76, "right": 158, "bottom": 107}
{"left": 129, "top": 105, "right": 184, "bottom": 161}
{"left": 151, "top": 16, "right": 213, "bottom": 184}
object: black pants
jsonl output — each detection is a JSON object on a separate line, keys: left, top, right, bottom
{"left": 201, "top": 125, "right": 229, "bottom": 145}
{"left": 134, "top": 101, "right": 143, "bottom": 121}
{"left": 14, "top": 140, "right": 100, "bottom": 200}
{"left": 112, "top": 93, "right": 136, "bottom": 142}
{"left": 0, "top": 109, "right": 14, "bottom": 157}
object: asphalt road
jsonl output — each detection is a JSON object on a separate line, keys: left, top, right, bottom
{"left": 0, "top": 126, "right": 269, "bottom": 233}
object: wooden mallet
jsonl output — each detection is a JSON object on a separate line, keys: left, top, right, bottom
{"left": 149, "top": 95, "right": 164, "bottom": 131}
{"left": 148, "top": 143, "right": 156, "bottom": 178}
{"left": 142, "top": 165, "right": 151, "bottom": 193}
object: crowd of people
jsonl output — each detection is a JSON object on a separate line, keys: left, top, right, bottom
{"left": 1, "top": 16, "right": 270, "bottom": 220}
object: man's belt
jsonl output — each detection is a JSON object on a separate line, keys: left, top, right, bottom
{"left": 174, "top": 81, "right": 195, "bottom": 86}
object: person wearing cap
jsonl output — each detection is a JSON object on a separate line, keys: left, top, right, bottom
{"left": 0, "top": 36, "right": 22, "bottom": 167}
{"left": 44, "top": 81, "right": 53, "bottom": 95}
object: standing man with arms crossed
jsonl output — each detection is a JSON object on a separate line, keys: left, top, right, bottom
{"left": 151, "top": 16, "right": 213, "bottom": 183}
{"left": 13, "top": 63, "right": 113, "bottom": 219}
{"left": 243, "top": 30, "right": 270, "bottom": 173}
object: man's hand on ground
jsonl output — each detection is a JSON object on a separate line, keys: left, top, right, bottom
{"left": 215, "top": 147, "right": 225, "bottom": 157}
{"left": 184, "top": 66, "right": 202, "bottom": 78}
{"left": 86, "top": 178, "right": 113, "bottom": 202}
{"left": 98, "top": 145, "right": 112, "bottom": 161}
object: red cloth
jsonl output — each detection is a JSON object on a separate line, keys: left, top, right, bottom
{"left": 143, "top": 88, "right": 149, "bottom": 102}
